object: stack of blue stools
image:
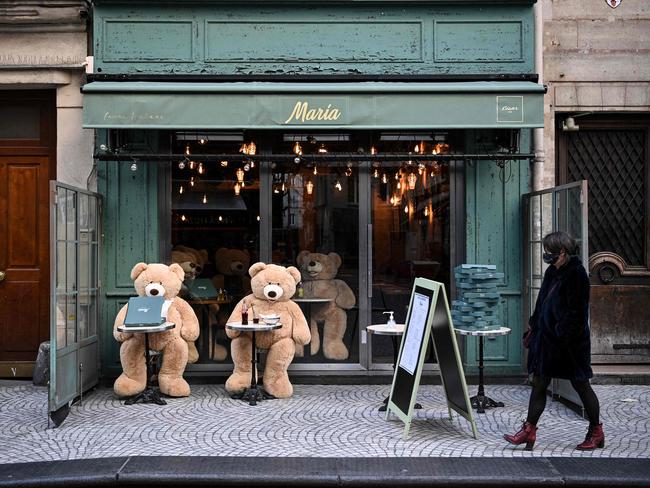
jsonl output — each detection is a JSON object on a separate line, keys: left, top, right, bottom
{"left": 451, "top": 264, "right": 503, "bottom": 331}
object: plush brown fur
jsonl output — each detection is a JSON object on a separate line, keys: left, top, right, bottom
{"left": 225, "top": 263, "right": 310, "bottom": 399}
{"left": 296, "top": 251, "right": 356, "bottom": 360}
{"left": 113, "top": 262, "right": 200, "bottom": 398}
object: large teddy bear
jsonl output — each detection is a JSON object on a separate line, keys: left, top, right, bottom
{"left": 225, "top": 262, "right": 310, "bottom": 399}
{"left": 211, "top": 247, "right": 252, "bottom": 296}
{"left": 113, "top": 262, "right": 200, "bottom": 398}
{"left": 296, "top": 251, "right": 356, "bottom": 360}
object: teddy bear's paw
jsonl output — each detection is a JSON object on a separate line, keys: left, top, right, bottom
{"left": 187, "top": 342, "right": 200, "bottom": 364}
{"left": 158, "top": 375, "right": 191, "bottom": 397}
{"left": 225, "top": 372, "right": 250, "bottom": 394}
{"left": 323, "top": 342, "right": 349, "bottom": 361}
{"left": 310, "top": 340, "right": 320, "bottom": 356}
{"left": 294, "top": 343, "right": 305, "bottom": 357}
{"left": 212, "top": 343, "right": 228, "bottom": 361}
{"left": 263, "top": 376, "right": 293, "bottom": 399}
{"left": 114, "top": 374, "right": 146, "bottom": 398}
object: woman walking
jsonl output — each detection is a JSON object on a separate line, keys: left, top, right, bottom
{"left": 504, "top": 231, "right": 603, "bottom": 451}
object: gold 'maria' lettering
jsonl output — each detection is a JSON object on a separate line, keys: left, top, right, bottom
{"left": 284, "top": 101, "right": 341, "bottom": 124}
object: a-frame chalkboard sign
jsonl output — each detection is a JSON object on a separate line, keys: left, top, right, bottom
{"left": 385, "top": 278, "right": 477, "bottom": 440}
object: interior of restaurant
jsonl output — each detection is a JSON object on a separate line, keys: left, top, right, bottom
{"left": 167, "top": 130, "right": 459, "bottom": 367}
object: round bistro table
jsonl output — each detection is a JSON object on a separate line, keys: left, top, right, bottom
{"left": 226, "top": 321, "right": 282, "bottom": 406}
{"left": 117, "top": 322, "right": 175, "bottom": 406}
{"left": 454, "top": 326, "right": 511, "bottom": 414}
{"left": 366, "top": 323, "right": 422, "bottom": 412}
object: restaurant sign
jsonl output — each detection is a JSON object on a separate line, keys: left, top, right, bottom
{"left": 281, "top": 97, "right": 349, "bottom": 125}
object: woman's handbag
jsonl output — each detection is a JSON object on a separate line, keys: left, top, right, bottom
{"left": 523, "top": 327, "right": 533, "bottom": 348}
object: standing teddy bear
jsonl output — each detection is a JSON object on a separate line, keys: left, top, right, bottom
{"left": 113, "top": 262, "right": 200, "bottom": 398}
{"left": 225, "top": 262, "right": 310, "bottom": 399}
{"left": 296, "top": 251, "right": 356, "bottom": 360}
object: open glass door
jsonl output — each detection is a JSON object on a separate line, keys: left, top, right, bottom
{"left": 523, "top": 180, "right": 588, "bottom": 407}
{"left": 49, "top": 182, "right": 101, "bottom": 426}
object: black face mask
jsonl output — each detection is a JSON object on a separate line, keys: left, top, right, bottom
{"left": 543, "top": 252, "right": 560, "bottom": 265}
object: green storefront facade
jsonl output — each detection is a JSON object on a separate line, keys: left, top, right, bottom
{"left": 84, "top": 0, "right": 543, "bottom": 379}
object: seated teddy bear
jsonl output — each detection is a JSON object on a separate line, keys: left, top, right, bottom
{"left": 113, "top": 262, "right": 200, "bottom": 398}
{"left": 225, "top": 262, "right": 310, "bottom": 399}
{"left": 296, "top": 251, "right": 356, "bottom": 360}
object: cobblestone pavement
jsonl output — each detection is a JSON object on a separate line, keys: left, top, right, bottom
{"left": 0, "top": 382, "right": 648, "bottom": 463}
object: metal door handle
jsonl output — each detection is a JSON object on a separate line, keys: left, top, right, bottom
{"left": 0, "top": 271, "right": 5, "bottom": 282}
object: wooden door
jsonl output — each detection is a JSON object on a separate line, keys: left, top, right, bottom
{"left": 0, "top": 91, "right": 55, "bottom": 377}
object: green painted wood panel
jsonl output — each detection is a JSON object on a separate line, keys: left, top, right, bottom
{"left": 98, "top": 131, "right": 160, "bottom": 376}
{"left": 93, "top": 3, "right": 535, "bottom": 75}
{"left": 463, "top": 129, "right": 531, "bottom": 375}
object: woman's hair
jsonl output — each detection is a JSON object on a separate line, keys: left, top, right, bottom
{"left": 543, "top": 231, "right": 578, "bottom": 255}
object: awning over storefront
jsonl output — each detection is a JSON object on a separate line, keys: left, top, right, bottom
{"left": 82, "top": 81, "right": 545, "bottom": 130}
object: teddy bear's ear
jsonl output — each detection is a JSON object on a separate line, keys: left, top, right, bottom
{"left": 297, "top": 250, "right": 311, "bottom": 266}
{"left": 328, "top": 252, "right": 342, "bottom": 268}
{"left": 286, "top": 266, "right": 301, "bottom": 284}
{"left": 130, "top": 262, "right": 148, "bottom": 280}
{"left": 199, "top": 249, "right": 209, "bottom": 263}
{"left": 249, "top": 262, "right": 267, "bottom": 277}
{"left": 169, "top": 262, "right": 185, "bottom": 281}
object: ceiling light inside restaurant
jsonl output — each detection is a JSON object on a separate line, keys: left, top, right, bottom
{"left": 306, "top": 180, "right": 314, "bottom": 195}
{"left": 318, "top": 143, "right": 328, "bottom": 154}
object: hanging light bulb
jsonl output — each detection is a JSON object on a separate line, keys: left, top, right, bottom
{"left": 373, "top": 168, "right": 379, "bottom": 179}
{"left": 185, "top": 144, "right": 191, "bottom": 156}
{"left": 179, "top": 185, "right": 184, "bottom": 195}
{"left": 181, "top": 214, "right": 187, "bottom": 222}
{"left": 397, "top": 181, "right": 401, "bottom": 190}
{"left": 220, "top": 160, "right": 228, "bottom": 167}
{"left": 389, "top": 195, "right": 395, "bottom": 205}
{"left": 239, "top": 143, "right": 247, "bottom": 154}
{"left": 250, "top": 161, "right": 255, "bottom": 168}
{"left": 418, "top": 163, "right": 425, "bottom": 175}
{"left": 334, "top": 179, "right": 342, "bottom": 191}
{"left": 244, "top": 163, "right": 250, "bottom": 172}
{"left": 197, "top": 162, "right": 204, "bottom": 175}
{"left": 370, "top": 146, "right": 377, "bottom": 155}
{"left": 273, "top": 186, "right": 280, "bottom": 194}
{"left": 404, "top": 204, "right": 409, "bottom": 214}
{"left": 202, "top": 194, "right": 207, "bottom": 204}
{"left": 178, "top": 160, "right": 186, "bottom": 170}
{"left": 407, "top": 172, "right": 417, "bottom": 190}
{"left": 306, "top": 179, "right": 314, "bottom": 195}
{"left": 189, "top": 160, "right": 195, "bottom": 170}
{"left": 313, "top": 166, "right": 318, "bottom": 175}
{"left": 234, "top": 182, "right": 241, "bottom": 196}
{"left": 345, "top": 166, "right": 353, "bottom": 177}
{"left": 218, "top": 215, "right": 223, "bottom": 222}
{"left": 293, "top": 141, "right": 303, "bottom": 155}
{"left": 257, "top": 215, "right": 260, "bottom": 221}
{"left": 247, "top": 141, "right": 256, "bottom": 155}
{"left": 381, "top": 173, "right": 387, "bottom": 184}
{"left": 414, "top": 143, "right": 420, "bottom": 154}
{"left": 281, "top": 182, "right": 286, "bottom": 192}
{"left": 198, "top": 137, "right": 207, "bottom": 145}
{"left": 394, "top": 172, "right": 399, "bottom": 180}
{"left": 236, "top": 167, "right": 245, "bottom": 184}
{"left": 424, "top": 206, "right": 429, "bottom": 217}
{"left": 318, "top": 143, "right": 328, "bottom": 154}
{"left": 190, "top": 176, "right": 195, "bottom": 187}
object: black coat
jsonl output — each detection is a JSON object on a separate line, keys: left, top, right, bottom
{"left": 527, "top": 256, "right": 592, "bottom": 381}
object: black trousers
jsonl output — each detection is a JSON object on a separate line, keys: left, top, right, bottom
{"left": 526, "top": 376, "right": 600, "bottom": 426}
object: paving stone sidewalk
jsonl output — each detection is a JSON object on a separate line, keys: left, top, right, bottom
{"left": 0, "top": 382, "right": 648, "bottom": 464}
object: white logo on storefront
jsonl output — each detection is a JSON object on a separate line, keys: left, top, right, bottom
{"left": 284, "top": 101, "right": 342, "bottom": 124}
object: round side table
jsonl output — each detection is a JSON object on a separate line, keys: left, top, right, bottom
{"left": 116, "top": 322, "right": 175, "bottom": 406}
{"left": 366, "top": 323, "right": 422, "bottom": 412}
{"left": 455, "top": 326, "right": 511, "bottom": 414}
{"left": 226, "top": 321, "right": 282, "bottom": 406}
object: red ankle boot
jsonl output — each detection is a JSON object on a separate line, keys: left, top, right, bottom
{"left": 504, "top": 421, "right": 537, "bottom": 451}
{"left": 576, "top": 423, "right": 605, "bottom": 450}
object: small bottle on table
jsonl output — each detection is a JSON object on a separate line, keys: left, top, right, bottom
{"left": 241, "top": 302, "right": 249, "bottom": 325}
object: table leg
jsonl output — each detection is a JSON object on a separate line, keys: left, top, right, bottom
{"left": 232, "top": 330, "right": 274, "bottom": 406}
{"left": 124, "top": 332, "right": 167, "bottom": 406}
{"left": 379, "top": 335, "right": 421, "bottom": 412}
{"left": 470, "top": 335, "right": 504, "bottom": 413}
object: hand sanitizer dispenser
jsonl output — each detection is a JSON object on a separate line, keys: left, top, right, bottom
{"left": 383, "top": 311, "right": 396, "bottom": 328}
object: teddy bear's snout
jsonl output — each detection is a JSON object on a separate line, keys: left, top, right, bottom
{"left": 307, "top": 261, "right": 323, "bottom": 276}
{"left": 264, "top": 284, "right": 284, "bottom": 300}
{"left": 231, "top": 261, "right": 245, "bottom": 273}
{"left": 145, "top": 283, "right": 166, "bottom": 297}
